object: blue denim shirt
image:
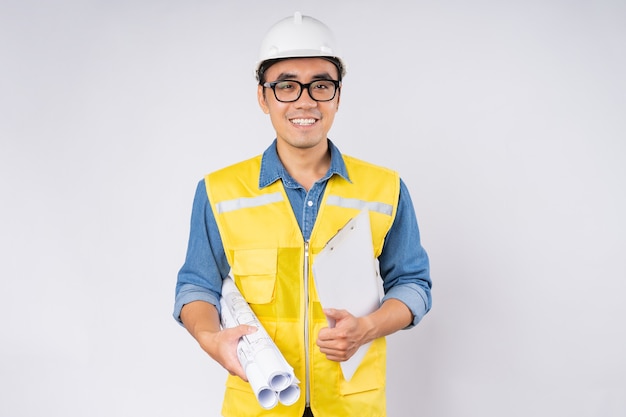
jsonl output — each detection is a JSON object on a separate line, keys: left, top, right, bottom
{"left": 174, "top": 140, "right": 431, "bottom": 327}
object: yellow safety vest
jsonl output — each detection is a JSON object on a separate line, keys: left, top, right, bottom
{"left": 206, "top": 154, "right": 400, "bottom": 417}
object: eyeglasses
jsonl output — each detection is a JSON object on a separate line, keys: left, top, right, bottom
{"left": 263, "top": 79, "right": 341, "bottom": 103}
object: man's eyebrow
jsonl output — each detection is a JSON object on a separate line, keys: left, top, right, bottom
{"left": 274, "top": 72, "right": 298, "bottom": 81}
{"left": 310, "top": 72, "right": 335, "bottom": 80}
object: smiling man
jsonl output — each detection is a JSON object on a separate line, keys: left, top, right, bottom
{"left": 174, "top": 12, "right": 431, "bottom": 417}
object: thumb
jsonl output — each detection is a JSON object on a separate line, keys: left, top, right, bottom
{"left": 235, "top": 324, "right": 258, "bottom": 336}
{"left": 323, "top": 308, "right": 348, "bottom": 320}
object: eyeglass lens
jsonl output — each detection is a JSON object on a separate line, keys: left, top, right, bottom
{"left": 272, "top": 80, "right": 337, "bottom": 102}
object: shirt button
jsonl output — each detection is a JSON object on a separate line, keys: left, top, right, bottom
{"left": 307, "top": 200, "right": 313, "bottom": 207}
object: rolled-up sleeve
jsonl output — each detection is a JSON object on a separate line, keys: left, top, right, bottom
{"left": 378, "top": 179, "right": 432, "bottom": 328}
{"left": 173, "top": 180, "right": 230, "bottom": 325}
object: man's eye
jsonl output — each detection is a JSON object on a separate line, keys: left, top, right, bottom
{"left": 277, "top": 82, "right": 296, "bottom": 90}
{"left": 313, "top": 81, "right": 332, "bottom": 89}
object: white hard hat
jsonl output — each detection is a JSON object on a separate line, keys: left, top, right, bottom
{"left": 255, "top": 12, "right": 346, "bottom": 81}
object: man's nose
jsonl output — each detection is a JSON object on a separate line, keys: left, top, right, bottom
{"left": 294, "top": 87, "right": 317, "bottom": 107}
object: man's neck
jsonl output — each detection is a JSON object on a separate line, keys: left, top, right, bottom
{"left": 276, "top": 140, "right": 331, "bottom": 192}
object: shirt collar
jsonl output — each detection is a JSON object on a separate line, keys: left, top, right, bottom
{"left": 259, "top": 139, "right": 350, "bottom": 189}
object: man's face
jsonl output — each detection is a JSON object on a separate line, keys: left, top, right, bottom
{"left": 258, "top": 57, "right": 341, "bottom": 152}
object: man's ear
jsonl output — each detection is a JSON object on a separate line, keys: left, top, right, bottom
{"left": 257, "top": 85, "right": 270, "bottom": 114}
{"left": 336, "top": 88, "right": 341, "bottom": 111}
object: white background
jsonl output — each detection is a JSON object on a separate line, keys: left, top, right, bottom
{"left": 1, "top": 1, "right": 625, "bottom": 416}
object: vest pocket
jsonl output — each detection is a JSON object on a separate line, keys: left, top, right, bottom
{"left": 223, "top": 374, "right": 260, "bottom": 416}
{"left": 233, "top": 248, "right": 278, "bottom": 305}
{"left": 338, "top": 338, "right": 385, "bottom": 396}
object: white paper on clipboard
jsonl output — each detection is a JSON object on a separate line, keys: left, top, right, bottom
{"left": 312, "top": 209, "right": 383, "bottom": 381}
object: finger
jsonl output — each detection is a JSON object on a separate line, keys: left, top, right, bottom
{"left": 323, "top": 308, "right": 343, "bottom": 318}
{"left": 317, "top": 325, "right": 345, "bottom": 342}
{"left": 317, "top": 334, "right": 350, "bottom": 350}
{"left": 318, "top": 345, "right": 351, "bottom": 362}
{"left": 324, "top": 308, "right": 353, "bottom": 324}
{"left": 226, "top": 324, "right": 257, "bottom": 341}
{"left": 239, "top": 324, "right": 258, "bottom": 335}
{"left": 227, "top": 362, "right": 248, "bottom": 381}
{"left": 232, "top": 363, "right": 248, "bottom": 381}
{"left": 317, "top": 326, "right": 333, "bottom": 341}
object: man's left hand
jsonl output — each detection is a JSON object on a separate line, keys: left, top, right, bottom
{"left": 316, "top": 308, "right": 373, "bottom": 362}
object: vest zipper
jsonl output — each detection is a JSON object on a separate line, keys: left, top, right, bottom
{"left": 304, "top": 239, "right": 311, "bottom": 407}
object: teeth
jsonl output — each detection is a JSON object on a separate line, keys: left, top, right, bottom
{"left": 291, "top": 118, "right": 316, "bottom": 126}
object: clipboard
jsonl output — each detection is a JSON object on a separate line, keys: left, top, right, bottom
{"left": 312, "top": 209, "right": 383, "bottom": 381}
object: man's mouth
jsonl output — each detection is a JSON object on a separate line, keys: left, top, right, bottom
{"left": 290, "top": 118, "right": 317, "bottom": 126}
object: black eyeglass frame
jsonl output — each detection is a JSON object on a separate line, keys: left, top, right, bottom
{"left": 262, "top": 79, "right": 341, "bottom": 103}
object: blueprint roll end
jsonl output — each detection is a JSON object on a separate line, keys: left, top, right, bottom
{"left": 257, "top": 388, "right": 279, "bottom": 410}
{"left": 278, "top": 384, "right": 300, "bottom": 406}
{"left": 268, "top": 372, "right": 291, "bottom": 392}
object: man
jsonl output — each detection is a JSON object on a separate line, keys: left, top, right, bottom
{"left": 174, "top": 12, "right": 431, "bottom": 417}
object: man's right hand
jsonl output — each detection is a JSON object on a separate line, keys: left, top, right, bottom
{"left": 180, "top": 300, "right": 256, "bottom": 382}
{"left": 196, "top": 325, "right": 257, "bottom": 381}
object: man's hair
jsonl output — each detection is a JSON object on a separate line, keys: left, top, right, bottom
{"left": 256, "top": 57, "right": 344, "bottom": 85}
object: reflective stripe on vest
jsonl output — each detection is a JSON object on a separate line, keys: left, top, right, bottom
{"left": 215, "top": 192, "right": 284, "bottom": 214}
{"left": 326, "top": 195, "right": 393, "bottom": 216}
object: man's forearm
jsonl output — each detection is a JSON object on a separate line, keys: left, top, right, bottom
{"left": 361, "top": 298, "right": 413, "bottom": 343}
{"left": 180, "top": 300, "right": 221, "bottom": 338}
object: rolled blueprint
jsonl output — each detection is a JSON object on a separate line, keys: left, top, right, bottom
{"left": 220, "top": 276, "right": 300, "bottom": 410}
